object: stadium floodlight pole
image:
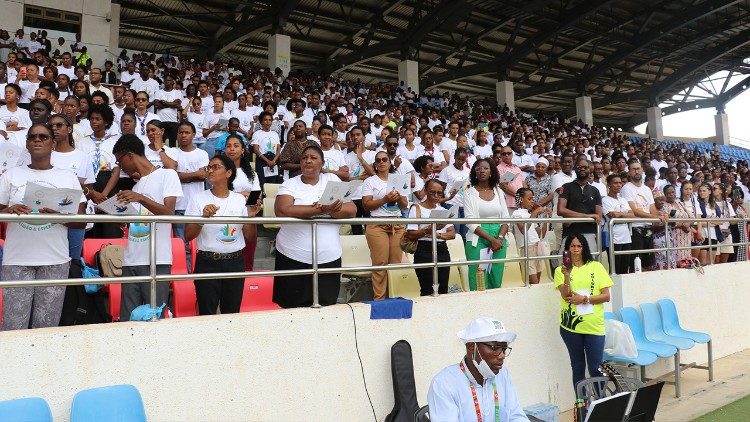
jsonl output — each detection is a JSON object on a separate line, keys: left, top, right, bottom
{"left": 523, "top": 222, "right": 529, "bottom": 287}
{"left": 149, "top": 222, "right": 158, "bottom": 321}
{"left": 311, "top": 221, "right": 320, "bottom": 308}
{"left": 432, "top": 222, "right": 438, "bottom": 297}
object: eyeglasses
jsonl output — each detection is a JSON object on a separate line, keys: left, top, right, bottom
{"left": 206, "top": 164, "right": 226, "bottom": 171}
{"left": 135, "top": 98, "right": 148, "bottom": 102}
{"left": 375, "top": 157, "right": 389, "bottom": 163}
{"left": 500, "top": 152, "right": 512, "bottom": 156}
{"left": 26, "top": 134, "right": 51, "bottom": 141}
{"left": 114, "top": 152, "right": 131, "bottom": 166}
{"left": 479, "top": 343, "right": 512, "bottom": 356}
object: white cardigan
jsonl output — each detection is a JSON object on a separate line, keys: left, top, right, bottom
{"left": 463, "top": 185, "right": 510, "bottom": 247}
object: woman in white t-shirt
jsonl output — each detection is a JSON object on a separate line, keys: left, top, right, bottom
{"left": 273, "top": 144, "right": 356, "bottom": 308}
{"left": 185, "top": 155, "right": 257, "bottom": 315}
{"left": 362, "top": 150, "right": 409, "bottom": 300}
{"left": 185, "top": 97, "right": 206, "bottom": 148}
{"left": 144, "top": 120, "right": 177, "bottom": 170}
{"left": 0, "top": 123, "right": 86, "bottom": 330}
{"left": 403, "top": 178, "right": 456, "bottom": 295}
{"left": 396, "top": 128, "right": 424, "bottom": 163}
{"left": 511, "top": 187, "right": 550, "bottom": 284}
{"left": 225, "top": 134, "right": 261, "bottom": 271}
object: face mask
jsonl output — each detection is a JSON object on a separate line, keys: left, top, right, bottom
{"left": 473, "top": 343, "right": 496, "bottom": 380}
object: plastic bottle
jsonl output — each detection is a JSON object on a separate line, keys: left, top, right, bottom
{"left": 476, "top": 268, "right": 486, "bottom": 291}
{"left": 634, "top": 256, "right": 642, "bottom": 273}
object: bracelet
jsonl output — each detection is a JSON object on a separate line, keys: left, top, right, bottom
{"left": 83, "top": 187, "right": 90, "bottom": 196}
{"left": 584, "top": 295, "right": 590, "bottom": 304}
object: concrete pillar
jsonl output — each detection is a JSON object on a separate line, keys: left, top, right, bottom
{"left": 495, "top": 80, "right": 515, "bottom": 113}
{"left": 575, "top": 96, "right": 593, "bottom": 128}
{"left": 398, "top": 60, "right": 419, "bottom": 94}
{"left": 646, "top": 106, "right": 664, "bottom": 140}
{"left": 715, "top": 112, "right": 730, "bottom": 145}
{"left": 268, "top": 34, "right": 291, "bottom": 76}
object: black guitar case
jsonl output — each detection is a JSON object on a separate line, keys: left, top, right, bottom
{"left": 385, "top": 339, "right": 421, "bottom": 422}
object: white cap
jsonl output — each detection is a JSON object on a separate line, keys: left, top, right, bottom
{"left": 537, "top": 157, "right": 549, "bottom": 167}
{"left": 457, "top": 317, "right": 517, "bottom": 344}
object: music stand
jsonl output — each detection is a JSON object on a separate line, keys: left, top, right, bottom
{"left": 584, "top": 392, "right": 631, "bottom": 422}
{"left": 626, "top": 382, "right": 664, "bottom": 422}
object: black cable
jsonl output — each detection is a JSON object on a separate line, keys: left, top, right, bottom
{"left": 347, "top": 303, "right": 377, "bottom": 421}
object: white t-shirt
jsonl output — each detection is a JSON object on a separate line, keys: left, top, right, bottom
{"left": 275, "top": 173, "right": 343, "bottom": 264}
{"left": 185, "top": 190, "right": 248, "bottom": 253}
{"left": 438, "top": 165, "right": 471, "bottom": 207}
{"left": 155, "top": 89, "right": 183, "bottom": 122}
{"left": 602, "top": 195, "right": 633, "bottom": 244}
{"left": 144, "top": 146, "right": 177, "bottom": 170}
{"left": 124, "top": 168, "right": 183, "bottom": 266}
{"left": 251, "top": 129, "right": 281, "bottom": 155}
{"left": 406, "top": 204, "right": 453, "bottom": 241}
{"left": 18, "top": 80, "right": 39, "bottom": 104}
{"left": 202, "top": 111, "right": 231, "bottom": 140}
{"left": 0, "top": 166, "right": 85, "bottom": 265}
{"left": 397, "top": 144, "right": 425, "bottom": 162}
{"left": 134, "top": 111, "right": 160, "bottom": 138}
{"left": 56, "top": 65, "right": 76, "bottom": 80}
{"left": 52, "top": 149, "right": 95, "bottom": 184}
{"left": 322, "top": 148, "right": 346, "bottom": 172}
{"left": 362, "top": 174, "right": 403, "bottom": 217}
{"left": 173, "top": 148, "right": 210, "bottom": 210}
{"left": 345, "top": 150, "right": 376, "bottom": 200}
{"left": 233, "top": 167, "right": 261, "bottom": 194}
{"left": 620, "top": 182, "right": 654, "bottom": 228}
{"left": 474, "top": 144, "right": 493, "bottom": 159}
{"left": 0, "top": 106, "right": 32, "bottom": 130}
{"left": 551, "top": 171, "right": 575, "bottom": 216}
{"left": 120, "top": 71, "right": 137, "bottom": 85}
{"left": 231, "top": 108, "right": 255, "bottom": 134}
{"left": 511, "top": 208, "right": 541, "bottom": 247}
{"left": 130, "top": 78, "right": 160, "bottom": 101}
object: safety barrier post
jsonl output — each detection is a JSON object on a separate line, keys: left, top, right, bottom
{"left": 149, "top": 222, "right": 158, "bottom": 321}
{"left": 432, "top": 223, "right": 439, "bottom": 296}
{"left": 311, "top": 221, "right": 320, "bottom": 308}
{"left": 523, "top": 222, "right": 529, "bottom": 287}
{"left": 608, "top": 219, "right": 616, "bottom": 275}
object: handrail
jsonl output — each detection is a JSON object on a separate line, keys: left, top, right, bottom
{"left": 607, "top": 216, "right": 748, "bottom": 275}
{"left": 0, "top": 214, "right": 602, "bottom": 313}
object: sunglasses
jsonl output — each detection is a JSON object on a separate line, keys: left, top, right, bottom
{"left": 375, "top": 157, "right": 389, "bottom": 163}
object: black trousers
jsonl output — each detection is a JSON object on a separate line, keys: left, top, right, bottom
{"left": 351, "top": 199, "right": 370, "bottom": 235}
{"left": 413, "top": 240, "right": 450, "bottom": 296}
{"left": 613, "top": 243, "right": 633, "bottom": 274}
{"left": 162, "top": 121, "right": 179, "bottom": 148}
{"left": 273, "top": 251, "right": 341, "bottom": 308}
{"left": 193, "top": 252, "right": 245, "bottom": 315}
{"left": 631, "top": 227, "right": 654, "bottom": 268}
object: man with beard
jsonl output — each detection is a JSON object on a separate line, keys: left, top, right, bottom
{"left": 557, "top": 158, "right": 602, "bottom": 253}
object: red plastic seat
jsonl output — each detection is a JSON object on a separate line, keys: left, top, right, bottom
{"left": 170, "top": 238, "right": 197, "bottom": 317}
{"left": 82, "top": 238, "right": 127, "bottom": 322}
{"left": 240, "top": 273, "right": 281, "bottom": 312}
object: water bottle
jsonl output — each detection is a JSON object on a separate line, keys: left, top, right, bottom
{"left": 634, "top": 256, "right": 642, "bottom": 273}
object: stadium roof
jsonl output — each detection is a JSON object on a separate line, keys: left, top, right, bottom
{"left": 116, "top": 0, "right": 750, "bottom": 127}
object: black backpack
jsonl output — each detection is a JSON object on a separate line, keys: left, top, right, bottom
{"left": 59, "top": 259, "right": 112, "bottom": 325}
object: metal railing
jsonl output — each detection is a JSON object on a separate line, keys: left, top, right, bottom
{"left": 607, "top": 216, "right": 748, "bottom": 275}
{"left": 0, "top": 214, "right": 600, "bottom": 315}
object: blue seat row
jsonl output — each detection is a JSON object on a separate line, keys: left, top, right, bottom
{"left": 0, "top": 384, "right": 145, "bottom": 422}
{"left": 604, "top": 298, "right": 713, "bottom": 398}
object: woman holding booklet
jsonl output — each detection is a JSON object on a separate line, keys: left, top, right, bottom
{"left": 463, "top": 158, "right": 510, "bottom": 290}
{"left": 403, "top": 178, "right": 456, "bottom": 295}
{"left": 362, "top": 150, "right": 409, "bottom": 300}
{"left": 273, "top": 145, "right": 356, "bottom": 308}
{"left": 0, "top": 122, "right": 87, "bottom": 330}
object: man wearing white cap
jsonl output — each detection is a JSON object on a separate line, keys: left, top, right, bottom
{"left": 427, "top": 317, "right": 529, "bottom": 421}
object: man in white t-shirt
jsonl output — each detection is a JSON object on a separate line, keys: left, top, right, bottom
{"left": 120, "top": 62, "right": 137, "bottom": 86}
{"left": 154, "top": 75, "right": 183, "bottom": 147}
{"left": 88, "top": 67, "right": 113, "bottom": 104}
{"left": 112, "top": 134, "right": 183, "bottom": 321}
{"left": 130, "top": 65, "right": 159, "bottom": 101}
{"left": 650, "top": 149, "right": 668, "bottom": 174}
{"left": 601, "top": 173, "right": 635, "bottom": 274}
{"left": 620, "top": 158, "right": 667, "bottom": 271}
{"left": 56, "top": 52, "right": 76, "bottom": 80}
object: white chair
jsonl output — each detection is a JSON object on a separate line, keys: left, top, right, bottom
{"left": 387, "top": 268, "right": 421, "bottom": 298}
{"left": 446, "top": 238, "right": 469, "bottom": 292}
{"left": 263, "top": 183, "right": 281, "bottom": 199}
{"left": 261, "top": 197, "right": 280, "bottom": 230}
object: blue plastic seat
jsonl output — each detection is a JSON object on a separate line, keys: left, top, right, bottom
{"left": 640, "top": 303, "right": 695, "bottom": 350}
{"left": 657, "top": 298, "right": 714, "bottom": 382}
{"left": 0, "top": 397, "right": 52, "bottom": 422}
{"left": 619, "top": 307, "right": 677, "bottom": 358}
{"left": 604, "top": 311, "right": 617, "bottom": 321}
{"left": 603, "top": 350, "right": 659, "bottom": 366}
{"left": 70, "top": 385, "right": 146, "bottom": 422}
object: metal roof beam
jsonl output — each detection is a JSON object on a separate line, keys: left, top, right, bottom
{"left": 210, "top": 0, "right": 300, "bottom": 57}
{"left": 322, "top": 0, "right": 468, "bottom": 73}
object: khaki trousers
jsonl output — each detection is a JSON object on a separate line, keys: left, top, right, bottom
{"left": 365, "top": 223, "right": 405, "bottom": 300}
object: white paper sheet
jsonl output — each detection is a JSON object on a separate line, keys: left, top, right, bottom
{"left": 22, "top": 182, "right": 82, "bottom": 214}
{"left": 0, "top": 141, "right": 22, "bottom": 177}
{"left": 479, "top": 247, "right": 493, "bottom": 274}
{"left": 499, "top": 171, "right": 517, "bottom": 184}
{"left": 386, "top": 174, "right": 411, "bottom": 197}
{"left": 96, "top": 195, "right": 140, "bottom": 215}
{"left": 263, "top": 165, "right": 279, "bottom": 178}
{"left": 575, "top": 288, "right": 595, "bottom": 316}
{"left": 318, "top": 181, "right": 351, "bottom": 205}
{"left": 450, "top": 179, "right": 466, "bottom": 193}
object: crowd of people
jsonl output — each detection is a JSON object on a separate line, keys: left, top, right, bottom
{"left": 0, "top": 28, "right": 748, "bottom": 332}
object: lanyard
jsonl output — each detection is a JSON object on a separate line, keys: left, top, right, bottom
{"left": 93, "top": 137, "right": 102, "bottom": 174}
{"left": 460, "top": 360, "right": 500, "bottom": 422}
{"left": 137, "top": 112, "right": 148, "bottom": 135}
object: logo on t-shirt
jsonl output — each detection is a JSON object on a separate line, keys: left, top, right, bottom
{"left": 128, "top": 205, "right": 152, "bottom": 242}
{"left": 216, "top": 224, "right": 239, "bottom": 243}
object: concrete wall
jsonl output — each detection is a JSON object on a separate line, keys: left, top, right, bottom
{"left": 0, "top": 0, "right": 119, "bottom": 67}
{"left": 0, "top": 262, "right": 747, "bottom": 421}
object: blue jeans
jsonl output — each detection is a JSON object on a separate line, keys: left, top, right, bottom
{"left": 200, "top": 138, "right": 217, "bottom": 157}
{"left": 560, "top": 327, "right": 605, "bottom": 392}
{"left": 67, "top": 228, "right": 85, "bottom": 260}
